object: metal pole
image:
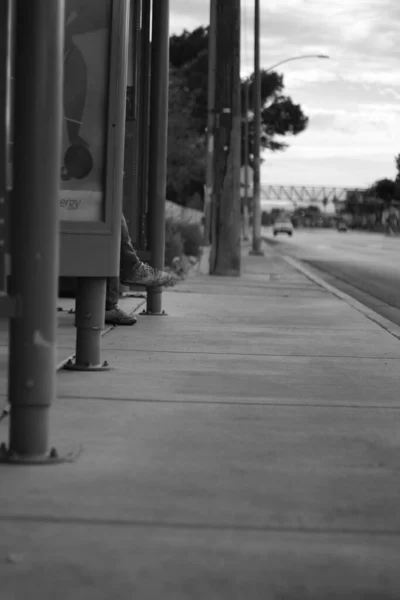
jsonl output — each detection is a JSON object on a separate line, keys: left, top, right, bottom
{"left": 146, "top": 0, "right": 169, "bottom": 315}
{"left": 0, "top": 0, "right": 9, "bottom": 291}
{"left": 124, "top": 0, "right": 142, "bottom": 238}
{"left": 139, "top": 0, "right": 152, "bottom": 250}
{"left": 205, "top": 0, "right": 217, "bottom": 250}
{"left": 131, "top": 0, "right": 142, "bottom": 122}
{"left": 243, "top": 78, "right": 250, "bottom": 241}
{"left": 7, "top": 0, "right": 64, "bottom": 459}
{"left": 250, "top": 0, "right": 264, "bottom": 256}
{"left": 65, "top": 278, "right": 109, "bottom": 371}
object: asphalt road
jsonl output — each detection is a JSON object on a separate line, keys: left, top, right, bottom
{"left": 262, "top": 227, "right": 400, "bottom": 327}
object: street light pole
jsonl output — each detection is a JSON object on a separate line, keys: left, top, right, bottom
{"left": 249, "top": 0, "right": 263, "bottom": 256}
{"left": 249, "top": 51, "right": 330, "bottom": 253}
{"left": 265, "top": 54, "right": 329, "bottom": 73}
{"left": 243, "top": 78, "right": 250, "bottom": 241}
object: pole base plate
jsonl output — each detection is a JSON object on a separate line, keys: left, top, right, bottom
{"left": 0, "top": 443, "right": 82, "bottom": 465}
{"left": 140, "top": 310, "right": 168, "bottom": 316}
{"left": 63, "top": 359, "right": 111, "bottom": 372}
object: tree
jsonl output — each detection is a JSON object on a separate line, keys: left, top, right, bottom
{"left": 373, "top": 179, "right": 396, "bottom": 206}
{"left": 242, "top": 70, "right": 308, "bottom": 162}
{"left": 169, "top": 28, "right": 209, "bottom": 133}
{"left": 169, "top": 27, "right": 309, "bottom": 170}
{"left": 395, "top": 154, "right": 400, "bottom": 183}
{"left": 394, "top": 155, "right": 400, "bottom": 200}
{"left": 166, "top": 67, "right": 206, "bottom": 208}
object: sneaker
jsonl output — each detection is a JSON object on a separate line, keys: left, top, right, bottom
{"left": 105, "top": 307, "right": 137, "bottom": 326}
{"left": 121, "top": 261, "right": 174, "bottom": 288}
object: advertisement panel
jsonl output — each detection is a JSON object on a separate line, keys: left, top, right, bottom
{"left": 60, "top": 0, "right": 112, "bottom": 222}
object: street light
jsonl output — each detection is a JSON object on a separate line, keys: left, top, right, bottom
{"left": 249, "top": 52, "right": 330, "bottom": 253}
{"left": 265, "top": 54, "right": 330, "bottom": 72}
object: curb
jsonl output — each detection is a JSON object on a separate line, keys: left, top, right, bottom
{"left": 277, "top": 251, "right": 400, "bottom": 342}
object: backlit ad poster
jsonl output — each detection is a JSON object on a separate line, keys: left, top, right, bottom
{"left": 60, "top": 0, "right": 112, "bottom": 222}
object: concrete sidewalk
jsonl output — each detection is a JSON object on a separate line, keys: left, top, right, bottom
{"left": 1, "top": 244, "right": 400, "bottom": 599}
{"left": 0, "top": 293, "right": 147, "bottom": 400}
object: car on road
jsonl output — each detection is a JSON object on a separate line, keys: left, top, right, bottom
{"left": 273, "top": 217, "right": 294, "bottom": 237}
{"left": 337, "top": 220, "right": 348, "bottom": 232}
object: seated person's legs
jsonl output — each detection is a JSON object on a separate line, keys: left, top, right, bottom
{"left": 105, "top": 214, "right": 174, "bottom": 326}
{"left": 105, "top": 276, "right": 137, "bottom": 326}
{"left": 119, "top": 214, "right": 173, "bottom": 287}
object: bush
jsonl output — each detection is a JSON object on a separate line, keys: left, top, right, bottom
{"left": 164, "top": 217, "right": 203, "bottom": 268}
{"left": 164, "top": 218, "right": 184, "bottom": 267}
{"left": 174, "top": 221, "right": 204, "bottom": 258}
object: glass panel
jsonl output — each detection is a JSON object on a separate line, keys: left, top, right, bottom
{"left": 60, "top": 0, "right": 112, "bottom": 222}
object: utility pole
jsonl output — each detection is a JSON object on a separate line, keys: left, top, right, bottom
{"left": 210, "top": 0, "right": 241, "bottom": 276}
{"left": 204, "top": 0, "right": 217, "bottom": 247}
{"left": 250, "top": 0, "right": 264, "bottom": 255}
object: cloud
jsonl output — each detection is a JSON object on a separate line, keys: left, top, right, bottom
{"left": 169, "top": 0, "right": 400, "bottom": 188}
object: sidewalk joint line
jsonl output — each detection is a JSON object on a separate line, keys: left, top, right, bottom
{"left": 1, "top": 514, "right": 400, "bottom": 537}
{"left": 56, "top": 395, "right": 400, "bottom": 410}
{"left": 98, "top": 348, "right": 400, "bottom": 360}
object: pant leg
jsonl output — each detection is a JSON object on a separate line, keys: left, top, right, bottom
{"left": 106, "top": 214, "right": 140, "bottom": 309}
{"left": 106, "top": 277, "right": 119, "bottom": 310}
{"left": 120, "top": 213, "right": 140, "bottom": 273}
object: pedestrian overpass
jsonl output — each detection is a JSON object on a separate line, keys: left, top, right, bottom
{"left": 260, "top": 184, "right": 367, "bottom": 207}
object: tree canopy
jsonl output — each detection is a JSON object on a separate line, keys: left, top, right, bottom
{"left": 167, "top": 67, "right": 206, "bottom": 208}
{"left": 168, "top": 26, "right": 309, "bottom": 206}
{"left": 343, "top": 172, "right": 400, "bottom": 222}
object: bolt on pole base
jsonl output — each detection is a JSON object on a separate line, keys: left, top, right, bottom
{"left": 140, "top": 309, "right": 168, "bottom": 316}
{"left": 0, "top": 442, "right": 82, "bottom": 465}
{"left": 64, "top": 277, "right": 111, "bottom": 372}
{"left": 63, "top": 358, "right": 111, "bottom": 372}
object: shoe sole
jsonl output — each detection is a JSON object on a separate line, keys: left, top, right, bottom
{"left": 105, "top": 319, "right": 137, "bottom": 326}
{"left": 120, "top": 279, "right": 174, "bottom": 288}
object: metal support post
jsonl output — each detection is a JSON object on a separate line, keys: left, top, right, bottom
{"left": 138, "top": 0, "right": 152, "bottom": 250}
{"left": 124, "top": 0, "right": 142, "bottom": 237}
{"left": 4, "top": 0, "right": 64, "bottom": 461}
{"left": 145, "top": 0, "right": 170, "bottom": 315}
{"left": 0, "top": 0, "right": 9, "bottom": 292}
{"left": 64, "top": 278, "right": 110, "bottom": 371}
{"left": 250, "top": 0, "right": 264, "bottom": 256}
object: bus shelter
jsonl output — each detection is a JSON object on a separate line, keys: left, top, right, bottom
{"left": 0, "top": 0, "right": 170, "bottom": 463}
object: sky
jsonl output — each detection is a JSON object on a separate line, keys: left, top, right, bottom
{"left": 169, "top": 0, "right": 400, "bottom": 192}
